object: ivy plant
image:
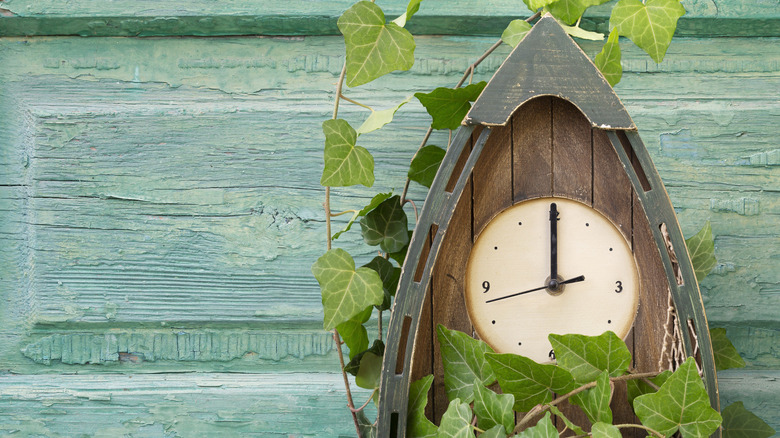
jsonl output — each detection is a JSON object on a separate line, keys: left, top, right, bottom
{"left": 312, "top": 1, "right": 775, "bottom": 437}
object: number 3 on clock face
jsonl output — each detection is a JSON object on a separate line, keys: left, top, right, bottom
{"left": 464, "top": 197, "right": 640, "bottom": 364}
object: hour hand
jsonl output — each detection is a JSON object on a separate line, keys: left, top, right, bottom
{"left": 549, "top": 202, "right": 559, "bottom": 290}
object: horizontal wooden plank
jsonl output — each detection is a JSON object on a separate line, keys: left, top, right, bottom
{"left": 0, "top": 35, "right": 778, "bottom": 374}
{"left": 0, "top": 371, "right": 775, "bottom": 436}
{"left": 0, "top": 372, "right": 374, "bottom": 437}
{"left": 718, "top": 370, "right": 780, "bottom": 436}
{"left": 0, "top": 0, "right": 777, "bottom": 37}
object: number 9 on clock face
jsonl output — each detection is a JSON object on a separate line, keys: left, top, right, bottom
{"left": 464, "top": 197, "right": 640, "bottom": 363}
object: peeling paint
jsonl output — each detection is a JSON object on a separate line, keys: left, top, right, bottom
{"left": 710, "top": 197, "right": 760, "bottom": 215}
{"left": 744, "top": 149, "right": 780, "bottom": 166}
{"left": 21, "top": 331, "right": 333, "bottom": 365}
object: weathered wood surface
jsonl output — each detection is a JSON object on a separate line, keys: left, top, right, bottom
{"left": 0, "top": 372, "right": 373, "bottom": 437}
{"left": 0, "top": 0, "right": 778, "bottom": 37}
{"left": 467, "top": 15, "right": 634, "bottom": 130}
{"left": 0, "top": 34, "right": 778, "bottom": 435}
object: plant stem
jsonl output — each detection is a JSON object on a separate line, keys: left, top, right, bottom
{"left": 334, "top": 329, "right": 362, "bottom": 438}
{"left": 352, "top": 389, "right": 379, "bottom": 412}
{"left": 642, "top": 377, "right": 661, "bottom": 391}
{"left": 378, "top": 310, "right": 383, "bottom": 342}
{"left": 325, "top": 188, "right": 332, "bottom": 250}
{"left": 330, "top": 209, "right": 359, "bottom": 217}
{"left": 615, "top": 423, "right": 665, "bottom": 438}
{"left": 339, "top": 93, "right": 374, "bottom": 111}
{"left": 513, "top": 371, "right": 661, "bottom": 434}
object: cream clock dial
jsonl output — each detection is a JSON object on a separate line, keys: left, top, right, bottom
{"left": 465, "top": 197, "right": 640, "bottom": 363}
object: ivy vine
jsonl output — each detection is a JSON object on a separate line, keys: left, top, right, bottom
{"left": 311, "top": 1, "right": 776, "bottom": 437}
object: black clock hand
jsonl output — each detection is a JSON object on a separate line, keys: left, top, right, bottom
{"left": 549, "top": 202, "right": 558, "bottom": 290}
{"left": 485, "top": 275, "right": 585, "bottom": 303}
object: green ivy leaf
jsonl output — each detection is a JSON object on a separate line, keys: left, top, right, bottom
{"left": 312, "top": 248, "right": 384, "bottom": 330}
{"left": 721, "top": 401, "right": 776, "bottom": 438}
{"left": 356, "top": 350, "right": 383, "bottom": 392}
{"left": 363, "top": 256, "right": 401, "bottom": 311}
{"left": 436, "top": 325, "right": 496, "bottom": 404}
{"left": 392, "top": 0, "right": 424, "bottom": 27}
{"left": 548, "top": 0, "right": 612, "bottom": 25}
{"left": 485, "top": 352, "right": 576, "bottom": 412}
{"left": 437, "top": 398, "right": 472, "bottom": 438}
{"left": 610, "top": 0, "right": 685, "bottom": 63}
{"left": 357, "top": 96, "right": 413, "bottom": 135}
{"left": 595, "top": 29, "right": 623, "bottom": 87}
{"left": 388, "top": 230, "right": 413, "bottom": 266}
{"left": 356, "top": 409, "right": 378, "bottom": 438}
{"left": 570, "top": 371, "right": 613, "bottom": 424}
{"left": 336, "top": 305, "right": 373, "bottom": 360}
{"left": 345, "top": 339, "right": 385, "bottom": 376}
{"left": 626, "top": 370, "right": 671, "bottom": 406}
{"left": 548, "top": 331, "right": 632, "bottom": 384}
{"left": 338, "top": 1, "right": 416, "bottom": 87}
{"left": 360, "top": 195, "right": 409, "bottom": 253}
{"left": 415, "top": 82, "right": 487, "bottom": 130}
{"left": 633, "top": 357, "right": 722, "bottom": 437}
{"left": 685, "top": 221, "right": 717, "bottom": 282}
{"left": 480, "top": 425, "right": 507, "bottom": 438}
{"left": 710, "top": 328, "right": 746, "bottom": 371}
{"left": 321, "top": 119, "right": 375, "bottom": 187}
{"left": 409, "top": 145, "right": 446, "bottom": 188}
{"left": 473, "top": 382, "right": 514, "bottom": 435}
{"left": 501, "top": 19, "right": 533, "bottom": 48}
{"left": 591, "top": 422, "right": 622, "bottom": 438}
{"left": 549, "top": 406, "right": 585, "bottom": 435}
{"left": 408, "top": 375, "right": 438, "bottom": 438}
{"left": 523, "top": 0, "right": 558, "bottom": 12}
{"left": 332, "top": 192, "right": 393, "bottom": 241}
{"left": 516, "top": 412, "right": 557, "bottom": 438}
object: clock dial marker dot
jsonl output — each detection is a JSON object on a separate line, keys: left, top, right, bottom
{"left": 491, "top": 320, "right": 496, "bottom": 324}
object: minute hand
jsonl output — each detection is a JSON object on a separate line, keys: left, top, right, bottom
{"left": 485, "top": 275, "right": 585, "bottom": 303}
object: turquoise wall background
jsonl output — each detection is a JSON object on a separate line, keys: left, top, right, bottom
{"left": 0, "top": 1, "right": 777, "bottom": 436}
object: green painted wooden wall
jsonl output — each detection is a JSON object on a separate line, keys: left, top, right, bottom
{"left": 0, "top": 1, "right": 777, "bottom": 436}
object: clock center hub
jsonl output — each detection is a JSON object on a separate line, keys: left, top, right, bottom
{"left": 546, "top": 275, "right": 565, "bottom": 296}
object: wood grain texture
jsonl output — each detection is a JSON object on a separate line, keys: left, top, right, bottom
{"left": 513, "top": 97, "right": 553, "bottom": 201}
{"left": 593, "top": 128, "right": 639, "bottom": 433}
{"left": 552, "top": 99, "right": 593, "bottom": 203}
{"left": 630, "top": 188, "right": 671, "bottom": 380}
{"left": 0, "top": 372, "right": 374, "bottom": 437}
{"left": 429, "top": 134, "right": 474, "bottom": 422}
{"left": 410, "top": 228, "right": 433, "bottom": 419}
{"left": 0, "top": 0, "right": 777, "bottom": 37}
{"left": 473, "top": 124, "right": 513, "bottom": 235}
{"left": 468, "top": 15, "right": 635, "bottom": 130}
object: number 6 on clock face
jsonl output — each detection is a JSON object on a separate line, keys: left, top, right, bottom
{"left": 464, "top": 197, "right": 640, "bottom": 364}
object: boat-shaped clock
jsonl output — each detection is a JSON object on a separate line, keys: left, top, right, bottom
{"left": 377, "top": 15, "right": 719, "bottom": 437}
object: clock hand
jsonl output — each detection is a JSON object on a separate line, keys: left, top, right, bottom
{"left": 549, "top": 202, "right": 559, "bottom": 290}
{"left": 485, "top": 275, "right": 585, "bottom": 303}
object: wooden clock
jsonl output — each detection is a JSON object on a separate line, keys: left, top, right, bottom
{"left": 377, "top": 15, "right": 719, "bottom": 437}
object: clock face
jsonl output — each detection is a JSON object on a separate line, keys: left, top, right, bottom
{"left": 465, "top": 197, "right": 639, "bottom": 363}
